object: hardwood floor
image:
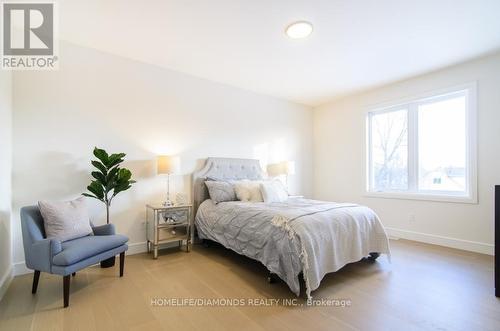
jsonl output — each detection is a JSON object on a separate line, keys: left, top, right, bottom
{"left": 0, "top": 239, "right": 499, "bottom": 331}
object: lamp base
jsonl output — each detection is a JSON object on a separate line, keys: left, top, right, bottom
{"left": 162, "top": 200, "right": 173, "bottom": 207}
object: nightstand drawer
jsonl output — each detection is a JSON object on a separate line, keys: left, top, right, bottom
{"left": 158, "top": 209, "right": 188, "bottom": 223}
{"left": 158, "top": 226, "right": 187, "bottom": 241}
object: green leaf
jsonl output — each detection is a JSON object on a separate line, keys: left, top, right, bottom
{"left": 82, "top": 193, "right": 101, "bottom": 201}
{"left": 106, "top": 179, "right": 117, "bottom": 192}
{"left": 117, "top": 168, "right": 132, "bottom": 181}
{"left": 87, "top": 181, "right": 105, "bottom": 200}
{"left": 107, "top": 153, "right": 126, "bottom": 168}
{"left": 108, "top": 159, "right": 124, "bottom": 169}
{"left": 106, "top": 166, "right": 119, "bottom": 183}
{"left": 91, "top": 160, "right": 108, "bottom": 175}
{"left": 113, "top": 184, "right": 132, "bottom": 197}
{"left": 93, "top": 147, "right": 109, "bottom": 167}
{"left": 111, "top": 168, "right": 135, "bottom": 197}
{"left": 91, "top": 171, "right": 106, "bottom": 184}
{"left": 111, "top": 152, "right": 126, "bottom": 159}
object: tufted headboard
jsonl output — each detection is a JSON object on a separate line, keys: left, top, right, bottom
{"left": 192, "top": 157, "right": 265, "bottom": 216}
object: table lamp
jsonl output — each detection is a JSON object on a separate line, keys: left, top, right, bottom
{"left": 266, "top": 160, "right": 295, "bottom": 189}
{"left": 157, "top": 155, "right": 180, "bottom": 206}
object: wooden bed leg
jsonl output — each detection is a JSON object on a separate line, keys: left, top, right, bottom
{"left": 267, "top": 273, "right": 277, "bottom": 284}
{"left": 367, "top": 252, "right": 380, "bottom": 262}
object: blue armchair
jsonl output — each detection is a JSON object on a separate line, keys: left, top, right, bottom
{"left": 20, "top": 205, "right": 129, "bottom": 308}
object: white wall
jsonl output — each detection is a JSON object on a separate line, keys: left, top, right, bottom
{"left": 0, "top": 70, "right": 13, "bottom": 297}
{"left": 313, "top": 52, "right": 500, "bottom": 255}
{"left": 11, "top": 42, "right": 313, "bottom": 273}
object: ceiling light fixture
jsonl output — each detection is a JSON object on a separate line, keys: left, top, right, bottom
{"left": 285, "top": 21, "right": 313, "bottom": 39}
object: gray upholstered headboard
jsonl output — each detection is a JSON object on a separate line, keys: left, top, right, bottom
{"left": 192, "top": 157, "right": 265, "bottom": 216}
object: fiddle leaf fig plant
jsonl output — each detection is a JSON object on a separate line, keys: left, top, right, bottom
{"left": 82, "top": 147, "right": 136, "bottom": 224}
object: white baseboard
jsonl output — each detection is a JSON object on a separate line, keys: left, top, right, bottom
{"left": 13, "top": 261, "right": 31, "bottom": 276}
{"left": 127, "top": 241, "right": 148, "bottom": 255}
{"left": 0, "top": 266, "right": 13, "bottom": 302}
{"left": 13, "top": 241, "right": 150, "bottom": 276}
{"left": 385, "top": 227, "right": 494, "bottom": 255}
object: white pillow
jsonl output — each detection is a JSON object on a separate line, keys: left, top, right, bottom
{"left": 38, "top": 197, "right": 93, "bottom": 242}
{"left": 260, "top": 179, "right": 289, "bottom": 203}
{"left": 234, "top": 180, "right": 264, "bottom": 202}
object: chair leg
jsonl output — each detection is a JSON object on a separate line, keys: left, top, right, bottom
{"left": 63, "top": 275, "right": 70, "bottom": 308}
{"left": 32, "top": 270, "right": 40, "bottom": 294}
{"left": 119, "top": 252, "right": 125, "bottom": 277}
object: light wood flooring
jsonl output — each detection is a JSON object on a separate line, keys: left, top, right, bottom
{"left": 0, "top": 239, "right": 499, "bottom": 331}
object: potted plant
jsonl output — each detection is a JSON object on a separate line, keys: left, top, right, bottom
{"left": 83, "top": 147, "right": 136, "bottom": 267}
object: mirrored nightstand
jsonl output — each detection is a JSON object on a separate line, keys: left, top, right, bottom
{"left": 146, "top": 204, "right": 192, "bottom": 259}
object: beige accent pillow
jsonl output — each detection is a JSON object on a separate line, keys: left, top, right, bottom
{"left": 38, "top": 197, "right": 93, "bottom": 241}
{"left": 234, "top": 180, "right": 264, "bottom": 202}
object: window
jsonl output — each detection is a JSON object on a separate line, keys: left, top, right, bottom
{"left": 366, "top": 84, "right": 476, "bottom": 203}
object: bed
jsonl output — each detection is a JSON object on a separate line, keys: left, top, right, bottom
{"left": 193, "top": 157, "right": 391, "bottom": 299}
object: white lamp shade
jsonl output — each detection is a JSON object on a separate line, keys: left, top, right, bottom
{"left": 267, "top": 163, "right": 283, "bottom": 177}
{"left": 157, "top": 155, "right": 180, "bottom": 174}
{"left": 267, "top": 161, "right": 295, "bottom": 176}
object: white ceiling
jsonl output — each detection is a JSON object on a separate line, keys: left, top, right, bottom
{"left": 59, "top": 0, "right": 500, "bottom": 106}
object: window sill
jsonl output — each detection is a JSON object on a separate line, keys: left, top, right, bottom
{"left": 364, "top": 191, "right": 477, "bottom": 204}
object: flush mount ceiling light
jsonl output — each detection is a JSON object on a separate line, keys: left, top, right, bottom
{"left": 285, "top": 21, "right": 313, "bottom": 39}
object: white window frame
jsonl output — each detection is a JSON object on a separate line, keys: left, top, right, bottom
{"left": 365, "top": 82, "right": 477, "bottom": 204}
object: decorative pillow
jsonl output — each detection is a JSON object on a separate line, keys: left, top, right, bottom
{"left": 205, "top": 180, "right": 237, "bottom": 204}
{"left": 234, "top": 180, "right": 264, "bottom": 202}
{"left": 260, "top": 179, "right": 289, "bottom": 203}
{"left": 38, "top": 197, "right": 93, "bottom": 242}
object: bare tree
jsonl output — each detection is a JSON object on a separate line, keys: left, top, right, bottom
{"left": 373, "top": 112, "right": 407, "bottom": 189}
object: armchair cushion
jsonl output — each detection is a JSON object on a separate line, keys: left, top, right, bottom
{"left": 52, "top": 234, "right": 128, "bottom": 266}
{"left": 92, "top": 223, "right": 116, "bottom": 236}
